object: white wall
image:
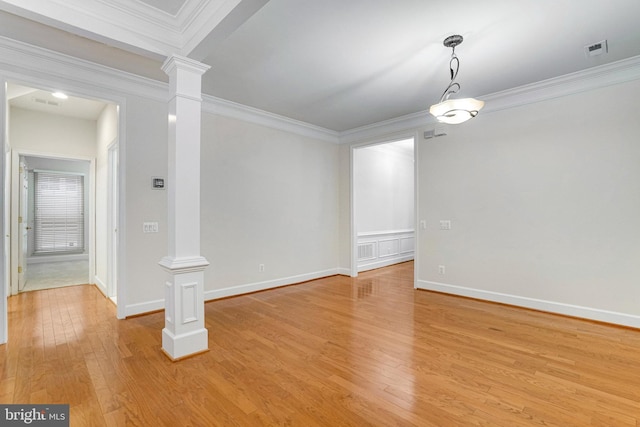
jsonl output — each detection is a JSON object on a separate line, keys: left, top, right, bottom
{"left": 122, "top": 95, "right": 167, "bottom": 311}
{"left": 95, "top": 103, "right": 117, "bottom": 291}
{"left": 200, "top": 113, "right": 340, "bottom": 298}
{"left": 9, "top": 107, "right": 97, "bottom": 157}
{"left": 416, "top": 78, "right": 640, "bottom": 325}
{"left": 354, "top": 141, "right": 414, "bottom": 233}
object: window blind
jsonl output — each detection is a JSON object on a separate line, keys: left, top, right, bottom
{"left": 34, "top": 171, "right": 84, "bottom": 254}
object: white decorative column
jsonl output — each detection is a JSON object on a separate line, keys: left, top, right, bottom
{"left": 159, "top": 55, "right": 211, "bottom": 360}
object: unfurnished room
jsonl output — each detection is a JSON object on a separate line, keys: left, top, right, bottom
{"left": 0, "top": 1, "right": 639, "bottom": 426}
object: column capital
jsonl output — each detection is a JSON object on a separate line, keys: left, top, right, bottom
{"left": 161, "top": 54, "right": 211, "bottom": 77}
{"left": 159, "top": 256, "right": 210, "bottom": 274}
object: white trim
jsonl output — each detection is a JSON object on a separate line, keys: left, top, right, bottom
{"left": 417, "top": 280, "right": 640, "bottom": 329}
{"left": 123, "top": 268, "right": 340, "bottom": 317}
{"left": 357, "top": 229, "right": 414, "bottom": 237}
{"left": 202, "top": 94, "right": 340, "bottom": 143}
{"left": 359, "top": 255, "right": 414, "bottom": 273}
{"left": 339, "top": 55, "right": 640, "bottom": 144}
{"left": 205, "top": 268, "right": 339, "bottom": 301}
{"left": 126, "top": 298, "right": 165, "bottom": 317}
{"left": 337, "top": 268, "right": 351, "bottom": 276}
{"left": 0, "top": 81, "right": 6, "bottom": 345}
{"left": 94, "top": 275, "right": 107, "bottom": 296}
{"left": 0, "top": 37, "right": 167, "bottom": 102}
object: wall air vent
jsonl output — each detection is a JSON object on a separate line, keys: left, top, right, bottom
{"left": 32, "top": 97, "right": 60, "bottom": 107}
{"left": 424, "top": 124, "right": 447, "bottom": 139}
{"left": 357, "top": 242, "right": 375, "bottom": 260}
{"left": 585, "top": 40, "right": 608, "bottom": 57}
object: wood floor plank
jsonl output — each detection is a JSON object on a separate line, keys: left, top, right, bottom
{"left": 2, "top": 262, "right": 640, "bottom": 426}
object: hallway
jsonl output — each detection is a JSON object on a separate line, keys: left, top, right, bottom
{"left": 22, "top": 260, "right": 90, "bottom": 292}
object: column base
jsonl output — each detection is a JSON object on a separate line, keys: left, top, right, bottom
{"left": 162, "top": 327, "right": 209, "bottom": 361}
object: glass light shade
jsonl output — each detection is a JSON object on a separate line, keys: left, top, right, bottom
{"left": 429, "top": 98, "right": 485, "bottom": 124}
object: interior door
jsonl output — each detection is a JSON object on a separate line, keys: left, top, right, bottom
{"left": 17, "top": 160, "right": 28, "bottom": 291}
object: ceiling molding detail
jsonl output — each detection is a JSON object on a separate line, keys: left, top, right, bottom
{"left": 0, "top": 0, "right": 238, "bottom": 58}
{"left": 339, "top": 55, "right": 640, "bottom": 144}
{"left": 2, "top": 34, "right": 639, "bottom": 147}
{"left": 201, "top": 94, "right": 340, "bottom": 143}
{"left": 0, "top": 36, "right": 167, "bottom": 102}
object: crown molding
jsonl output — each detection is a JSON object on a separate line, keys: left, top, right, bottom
{"left": 339, "top": 55, "right": 640, "bottom": 144}
{"left": 0, "top": 0, "right": 247, "bottom": 59}
{"left": 0, "top": 36, "right": 167, "bottom": 102}
{"left": 201, "top": 94, "right": 340, "bottom": 143}
{"left": 339, "top": 110, "right": 436, "bottom": 145}
{"left": 480, "top": 55, "right": 640, "bottom": 114}
{"left": 0, "top": 0, "right": 184, "bottom": 58}
{"left": 3, "top": 33, "right": 639, "bottom": 148}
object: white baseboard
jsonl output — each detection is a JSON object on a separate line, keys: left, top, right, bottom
{"left": 124, "top": 269, "right": 340, "bottom": 318}
{"left": 337, "top": 267, "right": 351, "bottom": 276}
{"left": 204, "top": 268, "right": 339, "bottom": 301}
{"left": 358, "top": 255, "right": 414, "bottom": 273}
{"left": 94, "top": 276, "right": 107, "bottom": 296}
{"left": 125, "top": 299, "right": 164, "bottom": 317}
{"left": 417, "top": 280, "right": 640, "bottom": 329}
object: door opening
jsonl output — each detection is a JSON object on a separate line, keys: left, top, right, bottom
{"left": 351, "top": 137, "right": 416, "bottom": 276}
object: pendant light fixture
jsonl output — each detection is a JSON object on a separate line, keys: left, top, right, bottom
{"left": 429, "top": 35, "right": 484, "bottom": 124}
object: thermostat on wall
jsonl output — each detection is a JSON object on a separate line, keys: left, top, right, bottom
{"left": 152, "top": 177, "right": 165, "bottom": 190}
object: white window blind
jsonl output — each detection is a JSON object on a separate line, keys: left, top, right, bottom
{"left": 34, "top": 171, "right": 84, "bottom": 254}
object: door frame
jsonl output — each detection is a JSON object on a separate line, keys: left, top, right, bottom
{"left": 1, "top": 74, "right": 127, "bottom": 345}
{"left": 349, "top": 132, "right": 420, "bottom": 278}
{"left": 10, "top": 150, "right": 95, "bottom": 295}
{"left": 107, "top": 139, "right": 119, "bottom": 304}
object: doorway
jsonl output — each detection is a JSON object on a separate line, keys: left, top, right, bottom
{"left": 351, "top": 137, "right": 416, "bottom": 276}
{"left": 4, "top": 82, "right": 119, "bottom": 301}
{"left": 16, "top": 155, "right": 91, "bottom": 292}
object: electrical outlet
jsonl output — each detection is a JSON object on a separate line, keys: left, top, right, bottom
{"left": 259, "top": 264, "right": 265, "bottom": 272}
{"left": 438, "top": 265, "right": 446, "bottom": 275}
{"left": 420, "top": 220, "right": 427, "bottom": 230}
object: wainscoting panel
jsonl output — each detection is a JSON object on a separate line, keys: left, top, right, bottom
{"left": 357, "top": 229, "right": 414, "bottom": 272}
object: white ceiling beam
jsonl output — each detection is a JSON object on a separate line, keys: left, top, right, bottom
{"left": 0, "top": 0, "right": 262, "bottom": 61}
{"left": 182, "top": 0, "right": 270, "bottom": 61}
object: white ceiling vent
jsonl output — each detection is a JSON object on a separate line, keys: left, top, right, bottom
{"left": 32, "top": 97, "right": 60, "bottom": 107}
{"left": 585, "top": 40, "right": 608, "bottom": 57}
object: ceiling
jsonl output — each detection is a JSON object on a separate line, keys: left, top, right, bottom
{"left": 8, "top": 84, "right": 107, "bottom": 120}
{"left": 1, "top": 0, "right": 639, "bottom": 131}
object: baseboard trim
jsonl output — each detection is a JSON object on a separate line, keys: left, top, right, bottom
{"left": 125, "top": 268, "right": 340, "bottom": 317}
{"left": 94, "top": 276, "right": 107, "bottom": 297}
{"left": 125, "top": 299, "right": 164, "bottom": 317}
{"left": 416, "top": 280, "right": 640, "bottom": 329}
{"left": 337, "top": 267, "right": 351, "bottom": 276}
{"left": 358, "top": 255, "right": 414, "bottom": 273}
{"left": 204, "top": 268, "right": 339, "bottom": 301}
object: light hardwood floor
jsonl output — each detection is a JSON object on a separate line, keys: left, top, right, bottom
{"left": 1, "top": 261, "right": 640, "bottom": 426}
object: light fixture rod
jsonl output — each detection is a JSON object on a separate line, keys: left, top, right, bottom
{"left": 438, "top": 35, "right": 464, "bottom": 103}
{"left": 429, "top": 34, "right": 484, "bottom": 124}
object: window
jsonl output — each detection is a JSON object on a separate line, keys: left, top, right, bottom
{"left": 34, "top": 171, "right": 84, "bottom": 254}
